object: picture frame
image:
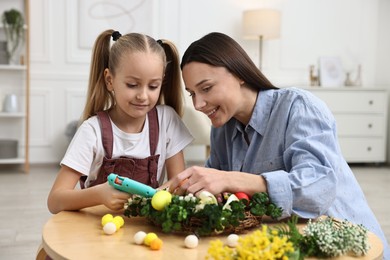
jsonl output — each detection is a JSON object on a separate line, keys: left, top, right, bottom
{"left": 78, "top": 0, "right": 155, "bottom": 49}
{"left": 319, "top": 57, "right": 345, "bottom": 87}
{"left": 66, "top": 0, "right": 157, "bottom": 63}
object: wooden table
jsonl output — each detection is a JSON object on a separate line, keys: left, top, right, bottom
{"left": 42, "top": 205, "right": 383, "bottom": 260}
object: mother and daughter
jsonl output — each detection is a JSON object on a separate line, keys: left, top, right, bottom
{"left": 47, "top": 30, "right": 389, "bottom": 258}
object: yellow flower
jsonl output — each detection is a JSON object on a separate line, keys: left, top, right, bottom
{"left": 206, "top": 240, "right": 234, "bottom": 260}
{"left": 207, "top": 224, "right": 295, "bottom": 260}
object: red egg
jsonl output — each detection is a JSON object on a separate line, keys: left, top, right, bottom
{"left": 234, "top": 192, "right": 250, "bottom": 204}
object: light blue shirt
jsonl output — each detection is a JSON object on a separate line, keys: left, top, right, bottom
{"left": 206, "top": 87, "right": 389, "bottom": 258}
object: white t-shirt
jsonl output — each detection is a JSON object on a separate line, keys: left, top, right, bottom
{"left": 61, "top": 105, "right": 194, "bottom": 187}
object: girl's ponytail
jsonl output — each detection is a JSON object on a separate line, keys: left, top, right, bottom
{"left": 82, "top": 29, "right": 114, "bottom": 121}
{"left": 158, "top": 40, "right": 183, "bottom": 117}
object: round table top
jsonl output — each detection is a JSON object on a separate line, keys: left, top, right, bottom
{"left": 42, "top": 205, "right": 383, "bottom": 260}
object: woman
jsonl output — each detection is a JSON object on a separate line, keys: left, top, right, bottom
{"left": 169, "top": 32, "right": 389, "bottom": 258}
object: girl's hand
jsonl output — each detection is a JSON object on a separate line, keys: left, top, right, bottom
{"left": 169, "top": 166, "right": 227, "bottom": 196}
{"left": 98, "top": 182, "right": 131, "bottom": 211}
{"left": 158, "top": 180, "right": 172, "bottom": 191}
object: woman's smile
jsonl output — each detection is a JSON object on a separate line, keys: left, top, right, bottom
{"left": 205, "top": 107, "right": 219, "bottom": 118}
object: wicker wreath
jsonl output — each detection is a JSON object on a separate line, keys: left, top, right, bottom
{"left": 148, "top": 210, "right": 263, "bottom": 236}
{"left": 124, "top": 192, "right": 281, "bottom": 236}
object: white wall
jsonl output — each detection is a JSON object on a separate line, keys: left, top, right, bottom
{"left": 28, "top": 0, "right": 390, "bottom": 164}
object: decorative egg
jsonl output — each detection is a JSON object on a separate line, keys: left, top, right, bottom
{"left": 197, "top": 191, "right": 218, "bottom": 205}
{"left": 184, "top": 234, "right": 199, "bottom": 249}
{"left": 133, "top": 231, "right": 147, "bottom": 245}
{"left": 151, "top": 190, "right": 172, "bottom": 211}
{"left": 227, "top": 234, "right": 239, "bottom": 247}
{"left": 103, "top": 222, "right": 117, "bottom": 235}
{"left": 234, "top": 192, "right": 250, "bottom": 205}
{"left": 222, "top": 194, "right": 239, "bottom": 210}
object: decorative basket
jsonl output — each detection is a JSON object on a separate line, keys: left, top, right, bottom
{"left": 124, "top": 192, "right": 282, "bottom": 236}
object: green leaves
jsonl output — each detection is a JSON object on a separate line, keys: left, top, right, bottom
{"left": 124, "top": 192, "right": 282, "bottom": 236}
{"left": 249, "top": 192, "right": 283, "bottom": 218}
{"left": 301, "top": 217, "right": 370, "bottom": 257}
{"left": 1, "top": 9, "right": 24, "bottom": 59}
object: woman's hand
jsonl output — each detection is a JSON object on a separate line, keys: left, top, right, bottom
{"left": 169, "top": 166, "right": 228, "bottom": 196}
{"left": 98, "top": 182, "right": 131, "bottom": 211}
{"left": 169, "top": 166, "right": 268, "bottom": 197}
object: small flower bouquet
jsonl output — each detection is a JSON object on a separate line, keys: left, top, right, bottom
{"left": 206, "top": 216, "right": 371, "bottom": 259}
{"left": 207, "top": 225, "right": 297, "bottom": 260}
{"left": 124, "top": 191, "right": 282, "bottom": 236}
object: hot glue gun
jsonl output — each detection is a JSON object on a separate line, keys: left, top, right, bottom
{"left": 107, "top": 173, "right": 157, "bottom": 198}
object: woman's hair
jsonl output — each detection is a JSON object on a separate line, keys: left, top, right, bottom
{"left": 180, "top": 32, "right": 278, "bottom": 91}
{"left": 82, "top": 29, "right": 183, "bottom": 121}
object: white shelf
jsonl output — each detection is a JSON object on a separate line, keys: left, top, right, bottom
{"left": 0, "top": 24, "right": 28, "bottom": 30}
{"left": 0, "top": 157, "right": 25, "bottom": 164}
{"left": 0, "top": 112, "right": 25, "bottom": 118}
{"left": 0, "top": 0, "right": 29, "bottom": 172}
{"left": 0, "top": 64, "right": 27, "bottom": 70}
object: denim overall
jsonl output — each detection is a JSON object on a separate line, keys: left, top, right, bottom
{"left": 80, "top": 107, "right": 160, "bottom": 189}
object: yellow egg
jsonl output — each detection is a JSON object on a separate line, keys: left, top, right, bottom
{"left": 151, "top": 190, "right": 172, "bottom": 211}
{"left": 113, "top": 216, "right": 124, "bottom": 228}
{"left": 144, "top": 232, "right": 158, "bottom": 246}
{"left": 101, "top": 214, "right": 114, "bottom": 227}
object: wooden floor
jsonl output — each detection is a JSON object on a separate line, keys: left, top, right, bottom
{"left": 0, "top": 163, "right": 389, "bottom": 259}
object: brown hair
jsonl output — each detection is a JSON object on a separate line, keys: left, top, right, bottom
{"left": 180, "top": 32, "right": 277, "bottom": 91}
{"left": 82, "top": 29, "right": 183, "bottom": 121}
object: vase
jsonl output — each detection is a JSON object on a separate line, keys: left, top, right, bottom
{"left": 3, "top": 94, "right": 18, "bottom": 113}
{"left": 344, "top": 72, "right": 354, "bottom": 86}
{"left": 5, "top": 37, "right": 22, "bottom": 65}
{"left": 0, "top": 42, "right": 8, "bottom": 64}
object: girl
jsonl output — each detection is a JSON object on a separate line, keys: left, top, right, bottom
{"left": 168, "top": 32, "right": 390, "bottom": 258}
{"left": 48, "top": 30, "right": 193, "bottom": 214}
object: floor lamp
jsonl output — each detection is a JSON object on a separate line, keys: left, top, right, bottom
{"left": 242, "top": 9, "right": 281, "bottom": 70}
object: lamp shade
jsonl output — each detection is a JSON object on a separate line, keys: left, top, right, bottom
{"left": 242, "top": 9, "right": 281, "bottom": 40}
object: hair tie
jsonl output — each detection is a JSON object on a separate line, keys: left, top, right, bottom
{"left": 157, "top": 39, "right": 163, "bottom": 46}
{"left": 112, "top": 31, "right": 122, "bottom": 41}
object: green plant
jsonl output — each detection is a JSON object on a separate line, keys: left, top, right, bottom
{"left": 206, "top": 216, "right": 370, "bottom": 260}
{"left": 207, "top": 225, "right": 298, "bottom": 260}
{"left": 274, "top": 216, "right": 370, "bottom": 259}
{"left": 124, "top": 192, "right": 282, "bottom": 236}
{"left": 1, "top": 9, "right": 24, "bottom": 61}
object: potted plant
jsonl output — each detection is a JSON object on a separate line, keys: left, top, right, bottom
{"left": 1, "top": 8, "right": 24, "bottom": 64}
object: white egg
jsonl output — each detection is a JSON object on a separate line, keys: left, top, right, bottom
{"left": 133, "top": 231, "right": 147, "bottom": 245}
{"left": 103, "top": 222, "right": 117, "bottom": 235}
{"left": 227, "top": 234, "right": 239, "bottom": 247}
{"left": 198, "top": 191, "right": 218, "bottom": 205}
{"left": 184, "top": 234, "right": 199, "bottom": 249}
{"left": 222, "top": 194, "right": 239, "bottom": 210}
